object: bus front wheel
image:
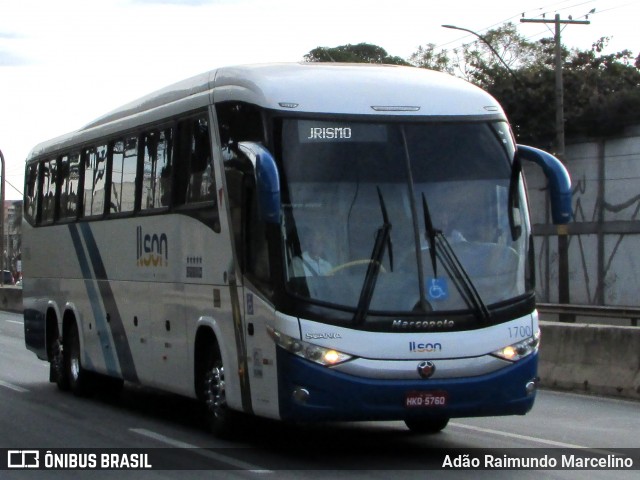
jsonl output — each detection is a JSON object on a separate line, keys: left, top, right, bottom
{"left": 404, "top": 417, "right": 449, "bottom": 434}
{"left": 203, "top": 347, "right": 237, "bottom": 438}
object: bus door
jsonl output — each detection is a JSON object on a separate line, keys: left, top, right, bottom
{"left": 224, "top": 142, "right": 281, "bottom": 419}
{"left": 242, "top": 290, "right": 279, "bottom": 418}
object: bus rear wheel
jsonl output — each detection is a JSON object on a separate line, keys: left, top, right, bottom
{"left": 404, "top": 417, "right": 449, "bottom": 434}
{"left": 51, "top": 337, "right": 69, "bottom": 391}
{"left": 65, "top": 322, "right": 90, "bottom": 396}
{"left": 203, "top": 348, "right": 237, "bottom": 438}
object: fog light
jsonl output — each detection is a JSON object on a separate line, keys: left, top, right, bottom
{"left": 292, "top": 387, "right": 310, "bottom": 404}
{"left": 526, "top": 380, "right": 537, "bottom": 395}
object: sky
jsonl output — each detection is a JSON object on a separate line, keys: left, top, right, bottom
{"left": 0, "top": 0, "right": 638, "bottom": 200}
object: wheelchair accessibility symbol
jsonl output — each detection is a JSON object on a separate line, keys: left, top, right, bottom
{"left": 427, "top": 277, "right": 449, "bottom": 301}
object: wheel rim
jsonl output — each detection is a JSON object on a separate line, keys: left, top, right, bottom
{"left": 70, "top": 356, "right": 81, "bottom": 381}
{"left": 204, "top": 365, "right": 226, "bottom": 419}
{"left": 69, "top": 330, "right": 81, "bottom": 382}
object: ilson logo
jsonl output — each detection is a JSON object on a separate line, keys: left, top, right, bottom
{"left": 136, "top": 226, "right": 168, "bottom": 267}
{"left": 409, "top": 341, "right": 442, "bottom": 353}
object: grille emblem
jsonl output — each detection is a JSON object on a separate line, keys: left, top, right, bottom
{"left": 417, "top": 361, "right": 436, "bottom": 379}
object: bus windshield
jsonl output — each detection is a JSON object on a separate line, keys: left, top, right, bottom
{"left": 280, "top": 118, "right": 529, "bottom": 318}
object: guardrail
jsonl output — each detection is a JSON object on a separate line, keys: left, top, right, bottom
{"left": 537, "top": 302, "right": 640, "bottom": 326}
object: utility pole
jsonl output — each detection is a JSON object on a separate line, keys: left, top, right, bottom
{"left": 520, "top": 14, "right": 589, "bottom": 319}
{"left": 520, "top": 14, "right": 589, "bottom": 160}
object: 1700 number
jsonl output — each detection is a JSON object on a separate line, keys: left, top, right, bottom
{"left": 508, "top": 325, "right": 533, "bottom": 339}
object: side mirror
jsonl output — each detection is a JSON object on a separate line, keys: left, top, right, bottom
{"left": 238, "top": 142, "right": 281, "bottom": 224}
{"left": 517, "top": 144, "right": 572, "bottom": 225}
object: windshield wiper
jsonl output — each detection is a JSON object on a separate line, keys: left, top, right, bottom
{"left": 420, "top": 194, "right": 491, "bottom": 324}
{"left": 353, "top": 187, "right": 392, "bottom": 326}
{"left": 421, "top": 193, "right": 438, "bottom": 277}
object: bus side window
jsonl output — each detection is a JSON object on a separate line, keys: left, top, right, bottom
{"left": 110, "top": 137, "right": 138, "bottom": 214}
{"left": 175, "top": 115, "right": 215, "bottom": 205}
{"left": 41, "top": 158, "right": 58, "bottom": 223}
{"left": 24, "top": 163, "right": 41, "bottom": 225}
{"left": 83, "top": 145, "right": 108, "bottom": 217}
{"left": 59, "top": 152, "right": 80, "bottom": 220}
{"left": 141, "top": 128, "right": 173, "bottom": 210}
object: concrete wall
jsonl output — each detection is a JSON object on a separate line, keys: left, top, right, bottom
{"left": 524, "top": 124, "right": 640, "bottom": 307}
{"left": 0, "top": 287, "right": 22, "bottom": 313}
{"left": 539, "top": 321, "right": 640, "bottom": 400}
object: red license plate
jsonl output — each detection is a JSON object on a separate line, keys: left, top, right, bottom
{"left": 405, "top": 391, "right": 448, "bottom": 408}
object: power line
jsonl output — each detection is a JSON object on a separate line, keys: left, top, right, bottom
{"left": 434, "top": 0, "right": 603, "bottom": 52}
{"left": 434, "top": 7, "right": 550, "bottom": 50}
{"left": 590, "top": 0, "right": 639, "bottom": 16}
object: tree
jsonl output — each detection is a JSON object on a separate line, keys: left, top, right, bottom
{"left": 410, "top": 25, "right": 640, "bottom": 147}
{"left": 453, "top": 22, "right": 544, "bottom": 89}
{"left": 563, "top": 39, "right": 640, "bottom": 137}
{"left": 304, "top": 43, "right": 409, "bottom": 65}
{"left": 409, "top": 43, "right": 453, "bottom": 74}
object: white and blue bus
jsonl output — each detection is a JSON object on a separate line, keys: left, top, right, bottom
{"left": 23, "top": 63, "right": 571, "bottom": 436}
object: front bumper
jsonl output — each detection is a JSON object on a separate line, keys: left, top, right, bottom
{"left": 277, "top": 348, "right": 537, "bottom": 422}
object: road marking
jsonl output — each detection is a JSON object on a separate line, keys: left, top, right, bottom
{"left": 450, "top": 422, "right": 585, "bottom": 448}
{"left": 5, "top": 320, "right": 23, "bottom": 325}
{"left": 130, "top": 428, "right": 272, "bottom": 473}
{"left": 450, "top": 422, "right": 624, "bottom": 457}
{"left": 0, "top": 379, "right": 29, "bottom": 393}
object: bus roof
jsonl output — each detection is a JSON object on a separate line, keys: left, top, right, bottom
{"left": 28, "top": 63, "right": 505, "bottom": 161}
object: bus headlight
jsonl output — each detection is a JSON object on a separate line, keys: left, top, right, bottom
{"left": 491, "top": 330, "right": 540, "bottom": 362}
{"left": 267, "top": 326, "right": 353, "bottom": 366}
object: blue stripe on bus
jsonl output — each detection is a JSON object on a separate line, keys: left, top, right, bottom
{"left": 68, "top": 224, "right": 119, "bottom": 376}
{"left": 78, "top": 223, "right": 139, "bottom": 383}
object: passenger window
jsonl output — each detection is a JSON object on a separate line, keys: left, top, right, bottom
{"left": 83, "top": 145, "right": 108, "bottom": 217}
{"left": 59, "top": 152, "right": 80, "bottom": 220}
{"left": 141, "top": 128, "right": 173, "bottom": 210}
{"left": 41, "top": 158, "right": 58, "bottom": 223}
{"left": 24, "top": 163, "right": 41, "bottom": 225}
{"left": 110, "top": 137, "right": 138, "bottom": 213}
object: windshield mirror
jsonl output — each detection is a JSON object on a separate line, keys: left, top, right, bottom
{"left": 238, "top": 142, "right": 281, "bottom": 224}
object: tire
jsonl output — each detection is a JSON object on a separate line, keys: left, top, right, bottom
{"left": 202, "top": 346, "right": 238, "bottom": 438}
{"left": 404, "top": 417, "right": 450, "bottom": 434}
{"left": 50, "top": 337, "right": 70, "bottom": 391}
{"left": 65, "top": 322, "right": 90, "bottom": 396}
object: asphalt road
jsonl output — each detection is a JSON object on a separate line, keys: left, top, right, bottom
{"left": 1, "top": 310, "right": 638, "bottom": 479}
